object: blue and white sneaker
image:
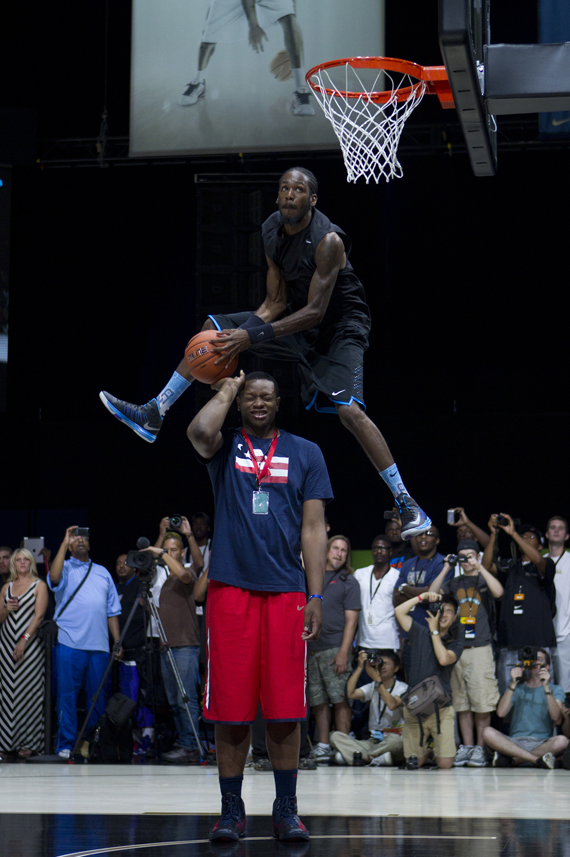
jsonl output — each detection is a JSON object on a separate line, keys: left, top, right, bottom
{"left": 395, "top": 493, "right": 432, "bottom": 541}
{"left": 99, "top": 391, "right": 162, "bottom": 443}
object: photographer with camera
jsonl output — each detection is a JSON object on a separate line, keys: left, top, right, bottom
{"left": 330, "top": 649, "right": 406, "bottom": 766}
{"left": 428, "top": 540, "right": 502, "bottom": 767}
{"left": 395, "top": 591, "right": 462, "bottom": 769}
{"left": 482, "top": 648, "right": 567, "bottom": 768}
{"left": 144, "top": 529, "right": 204, "bottom": 763}
{"left": 48, "top": 526, "right": 122, "bottom": 758}
{"left": 483, "top": 514, "right": 557, "bottom": 696}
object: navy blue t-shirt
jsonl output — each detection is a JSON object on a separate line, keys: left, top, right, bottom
{"left": 204, "top": 428, "right": 333, "bottom": 593}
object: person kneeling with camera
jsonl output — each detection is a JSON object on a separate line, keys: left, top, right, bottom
{"left": 330, "top": 649, "right": 407, "bottom": 766}
{"left": 482, "top": 648, "right": 568, "bottom": 768}
{"left": 395, "top": 591, "right": 462, "bottom": 769}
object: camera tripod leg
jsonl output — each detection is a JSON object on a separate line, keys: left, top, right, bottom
{"left": 146, "top": 599, "right": 207, "bottom": 758}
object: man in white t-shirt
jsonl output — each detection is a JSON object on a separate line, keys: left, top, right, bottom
{"left": 543, "top": 516, "right": 570, "bottom": 693}
{"left": 354, "top": 534, "right": 400, "bottom": 654}
{"left": 330, "top": 649, "right": 407, "bottom": 765}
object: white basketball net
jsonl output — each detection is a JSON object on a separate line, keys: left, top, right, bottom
{"left": 309, "top": 63, "right": 427, "bottom": 183}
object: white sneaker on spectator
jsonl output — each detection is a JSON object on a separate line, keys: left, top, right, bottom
{"left": 453, "top": 745, "right": 474, "bottom": 767}
{"left": 58, "top": 749, "right": 71, "bottom": 759}
{"left": 467, "top": 746, "right": 488, "bottom": 767}
{"left": 334, "top": 751, "right": 347, "bottom": 766}
{"left": 368, "top": 752, "right": 393, "bottom": 767}
{"left": 312, "top": 744, "right": 333, "bottom": 765}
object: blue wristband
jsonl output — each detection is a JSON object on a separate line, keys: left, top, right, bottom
{"left": 308, "top": 594, "right": 323, "bottom": 601}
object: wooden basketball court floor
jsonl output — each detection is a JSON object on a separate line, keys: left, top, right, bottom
{"left": 1, "top": 762, "right": 569, "bottom": 857}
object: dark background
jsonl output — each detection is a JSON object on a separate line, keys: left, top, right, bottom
{"left": 1, "top": 1, "right": 567, "bottom": 567}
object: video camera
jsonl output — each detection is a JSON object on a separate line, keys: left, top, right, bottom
{"left": 126, "top": 537, "right": 157, "bottom": 584}
{"left": 447, "top": 554, "right": 469, "bottom": 567}
{"left": 515, "top": 646, "right": 540, "bottom": 681}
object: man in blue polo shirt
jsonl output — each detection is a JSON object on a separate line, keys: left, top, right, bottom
{"left": 48, "top": 526, "right": 122, "bottom": 758}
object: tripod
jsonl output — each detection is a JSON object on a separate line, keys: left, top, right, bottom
{"left": 70, "top": 569, "right": 211, "bottom": 762}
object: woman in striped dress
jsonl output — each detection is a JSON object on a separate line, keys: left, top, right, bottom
{"left": 0, "top": 549, "right": 48, "bottom": 758}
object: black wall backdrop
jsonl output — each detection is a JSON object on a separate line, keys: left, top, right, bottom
{"left": 1, "top": 1, "right": 568, "bottom": 568}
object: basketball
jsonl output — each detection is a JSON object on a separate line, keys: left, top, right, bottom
{"left": 270, "top": 50, "right": 293, "bottom": 82}
{"left": 184, "top": 331, "right": 238, "bottom": 384}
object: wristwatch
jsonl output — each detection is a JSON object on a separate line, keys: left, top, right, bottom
{"left": 398, "top": 583, "right": 407, "bottom": 595}
{"left": 430, "top": 630, "right": 440, "bottom": 636}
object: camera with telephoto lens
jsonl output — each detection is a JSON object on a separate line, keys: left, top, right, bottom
{"left": 169, "top": 514, "right": 183, "bottom": 530}
{"left": 367, "top": 650, "right": 384, "bottom": 668}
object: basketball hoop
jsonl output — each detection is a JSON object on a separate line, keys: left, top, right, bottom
{"left": 306, "top": 57, "right": 453, "bottom": 183}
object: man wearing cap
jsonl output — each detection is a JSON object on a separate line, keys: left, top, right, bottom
{"left": 429, "top": 539, "right": 503, "bottom": 767}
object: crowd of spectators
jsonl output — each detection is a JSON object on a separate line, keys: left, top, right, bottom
{"left": 1, "top": 506, "right": 570, "bottom": 771}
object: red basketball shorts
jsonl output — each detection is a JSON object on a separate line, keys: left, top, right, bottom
{"left": 203, "top": 580, "right": 308, "bottom": 724}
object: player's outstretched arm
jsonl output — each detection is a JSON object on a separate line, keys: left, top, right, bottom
{"left": 301, "top": 498, "right": 327, "bottom": 641}
{"left": 187, "top": 372, "right": 246, "bottom": 460}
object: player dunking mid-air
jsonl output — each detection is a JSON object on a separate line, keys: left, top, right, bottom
{"left": 188, "top": 369, "right": 330, "bottom": 840}
{"left": 100, "top": 168, "right": 431, "bottom": 539}
{"left": 178, "top": 0, "right": 314, "bottom": 116}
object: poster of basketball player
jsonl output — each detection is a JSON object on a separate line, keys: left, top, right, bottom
{"left": 130, "top": 0, "right": 385, "bottom": 156}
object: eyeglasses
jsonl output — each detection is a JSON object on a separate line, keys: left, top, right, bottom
{"left": 372, "top": 545, "right": 391, "bottom": 551}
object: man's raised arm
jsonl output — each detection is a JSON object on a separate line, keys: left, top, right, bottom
{"left": 187, "top": 372, "right": 246, "bottom": 459}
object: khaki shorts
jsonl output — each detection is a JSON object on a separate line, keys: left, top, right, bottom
{"left": 308, "top": 647, "right": 351, "bottom": 706}
{"left": 403, "top": 705, "right": 456, "bottom": 760}
{"left": 450, "top": 644, "right": 500, "bottom": 713}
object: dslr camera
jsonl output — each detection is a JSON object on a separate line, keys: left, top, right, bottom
{"left": 366, "top": 650, "right": 384, "bottom": 668}
{"left": 168, "top": 515, "right": 183, "bottom": 530}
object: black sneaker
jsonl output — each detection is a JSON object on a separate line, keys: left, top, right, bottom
{"left": 352, "top": 752, "right": 366, "bottom": 767}
{"left": 394, "top": 493, "right": 432, "bottom": 541}
{"left": 209, "top": 793, "right": 247, "bottom": 842}
{"left": 99, "top": 391, "right": 162, "bottom": 443}
{"left": 272, "top": 795, "right": 310, "bottom": 842}
{"left": 492, "top": 751, "right": 512, "bottom": 768}
{"left": 405, "top": 755, "right": 419, "bottom": 770}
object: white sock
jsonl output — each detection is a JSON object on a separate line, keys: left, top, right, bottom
{"left": 195, "top": 69, "right": 205, "bottom": 83}
{"left": 293, "top": 68, "right": 305, "bottom": 89}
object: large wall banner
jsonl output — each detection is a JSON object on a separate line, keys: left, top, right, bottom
{"left": 130, "top": 0, "right": 385, "bottom": 156}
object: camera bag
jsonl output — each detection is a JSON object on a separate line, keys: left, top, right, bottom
{"left": 401, "top": 675, "right": 451, "bottom": 746}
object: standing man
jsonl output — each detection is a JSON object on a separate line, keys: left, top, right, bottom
{"left": 187, "top": 369, "right": 331, "bottom": 842}
{"left": 48, "top": 527, "right": 122, "bottom": 758}
{"left": 392, "top": 527, "right": 450, "bottom": 675}
{"left": 542, "top": 516, "right": 570, "bottom": 693}
{"left": 0, "top": 546, "right": 12, "bottom": 585}
{"left": 483, "top": 515, "right": 557, "bottom": 695}
{"left": 354, "top": 534, "right": 400, "bottom": 655}
{"left": 177, "top": 0, "right": 315, "bottom": 116}
{"left": 308, "top": 535, "right": 361, "bottom": 765}
{"left": 100, "top": 168, "right": 430, "bottom": 541}
{"left": 428, "top": 540, "right": 502, "bottom": 767}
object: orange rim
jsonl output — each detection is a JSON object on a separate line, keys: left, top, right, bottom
{"left": 306, "top": 56, "right": 452, "bottom": 106}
